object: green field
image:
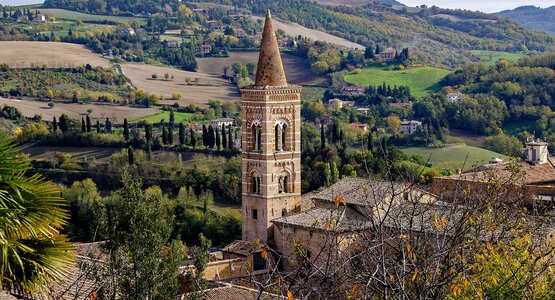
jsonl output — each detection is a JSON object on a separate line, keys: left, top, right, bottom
{"left": 402, "top": 144, "right": 507, "bottom": 171}
{"left": 469, "top": 50, "right": 527, "bottom": 64}
{"left": 40, "top": 8, "right": 144, "bottom": 23}
{"left": 502, "top": 121, "right": 536, "bottom": 135}
{"left": 301, "top": 86, "right": 326, "bottom": 102}
{"left": 344, "top": 65, "right": 451, "bottom": 98}
{"left": 132, "top": 110, "right": 194, "bottom": 124}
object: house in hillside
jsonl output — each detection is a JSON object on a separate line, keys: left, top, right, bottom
{"left": 341, "top": 86, "right": 365, "bottom": 95}
{"left": 201, "top": 43, "right": 213, "bottom": 54}
{"left": 32, "top": 13, "right": 46, "bottom": 23}
{"left": 234, "top": 28, "right": 246, "bottom": 37}
{"left": 446, "top": 93, "right": 464, "bottom": 102}
{"left": 210, "top": 118, "right": 235, "bottom": 129}
{"left": 119, "top": 27, "right": 135, "bottom": 35}
{"left": 356, "top": 107, "right": 371, "bottom": 115}
{"left": 230, "top": 14, "right": 245, "bottom": 21}
{"left": 379, "top": 47, "right": 397, "bottom": 61}
{"left": 193, "top": 8, "right": 207, "bottom": 14}
{"left": 207, "top": 20, "right": 221, "bottom": 30}
{"left": 167, "top": 40, "right": 180, "bottom": 48}
{"left": 349, "top": 122, "right": 368, "bottom": 132}
{"left": 433, "top": 140, "right": 555, "bottom": 205}
{"left": 327, "top": 98, "right": 354, "bottom": 110}
{"left": 399, "top": 120, "right": 422, "bottom": 134}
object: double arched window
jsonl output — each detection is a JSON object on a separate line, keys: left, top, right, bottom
{"left": 277, "top": 175, "right": 289, "bottom": 193}
{"left": 251, "top": 174, "right": 261, "bottom": 194}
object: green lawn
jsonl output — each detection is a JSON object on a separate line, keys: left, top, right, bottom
{"left": 132, "top": 110, "right": 194, "bottom": 124}
{"left": 302, "top": 86, "right": 326, "bottom": 102}
{"left": 469, "top": 50, "right": 527, "bottom": 64}
{"left": 40, "top": 8, "right": 145, "bottom": 24}
{"left": 344, "top": 65, "right": 451, "bottom": 98}
{"left": 402, "top": 144, "right": 507, "bottom": 171}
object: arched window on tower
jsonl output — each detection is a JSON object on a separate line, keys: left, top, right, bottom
{"left": 251, "top": 174, "right": 262, "bottom": 194}
{"left": 281, "top": 124, "right": 287, "bottom": 151}
{"left": 278, "top": 175, "right": 290, "bottom": 193}
{"left": 251, "top": 124, "right": 262, "bottom": 151}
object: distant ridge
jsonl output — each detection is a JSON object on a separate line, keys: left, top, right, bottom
{"left": 496, "top": 6, "right": 555, "bottom": 36}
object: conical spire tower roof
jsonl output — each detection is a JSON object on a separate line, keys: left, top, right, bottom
{"left": 255, "top": 10, "right": 287, "bottom": 87}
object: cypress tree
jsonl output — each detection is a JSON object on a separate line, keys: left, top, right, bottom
{"left": 169, "top": 110, "right": 175, "bottom": 126}
{"left": 146, "top": 141, "right": 152, "bottom": 160}
{"left": 86, "top": 115, "right": 91, "bottom": 132}
{"left": 162, "top": 124, "right": 167, "bottom": 144}
{"left": 215, "top": 127, "right": 221, "bottom": 150}
{"left": 145, "top": 123, "right": 152, "bottom": 141}
{"left": 81, "top": 117, "right": 86, "bottom": 133}
{"left": 59, "top": 114, "right": 69, "bottom": 133}
{"left": 123, "top": 118, "right": 130, "bottom": 141}
{"left": 367, "top": 133, "right": 373, "bottom": 152}
{"left": 190, "top": 128, "right": 196, "bottom": 149}
{"left": 168, "top": 126, "right": 174, "bottom": 145}
{"left": 104, "top": 118, "right": 112, "bottom": 133}
{"left": 339, "top": 129, "right": 344, "bottom": 142}
{"left": 330, "top": 162, "right": 339, "bottom": 184}
{"left": 96, "top": 120, "right": 101, "bottom": 133}
{"left": 228, "top": 126, "right": 233, "bottom": 149}
{"left": 202, "top": 125, "right": 208, "bottom": 147}
{"left": 179, "top": 123, "right": 185, "bottom": 145}
{"left": 221, "top": 125, "right": 227, "bottom": 149}
{"left": 52, "top": 116, "right": 58, "bottom": 132}
{"left": 127, "top": 146, "right": 134, "bottom": 165}
{"left": 320, "top": 123, "right": 326, "bottom": 149}
{"left": 207, "top": 125, "right": 215, "bottom": 148}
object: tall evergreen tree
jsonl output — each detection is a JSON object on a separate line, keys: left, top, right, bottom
{"left": 162, "top": 124, "right": 167, "bottom": 145}
{"left": 207, "top": 125, "right": 215, "bottom": 148}
{"left": 81, "top": 118, "right": 86, "bottom": 133}
{"left": 321, "top": 123, "right": 326, "bottom": 149}
{"left": 179, "top": 123, "right": 185, "bottom": 145}
{"left": 128, "top": 146, "right": 135, "bottom": 165}
{"left": 104, "top": 118, "right": 112, "bottom": 134}
{"left": 367, "top": 132, "right": 374, "bottom": 152}
{"left": 168, "top": 126, "right": 174, "bottom": 145}
{"left": 123, "top": 118, "right": 130, "bottom": 141}
{"left": 330, "top": 162, "right": 340, "bottom": 184}
{"left": 86, "top": 115, "right": 91, "bottom": 132}
{"left": 145, "top": 123, "right": 152, "bottom": 141}
{"left": 221, "top": 126, "right": 227, "bottom": 149}
{"left": 52, "top": 116, "right": 58, "bottom": 132}
{"left": 228, "top": 126, "right": 233, "bottom": 149}
{"left": 96, "top": 120, "right": 101, "bottom": 133}
{"left": 169, "top": 110, "right": 175, "bottom": 126}
{"left": 59, "top": 114, "right": 70, "bottom": 133}
{"left": 190, "top": 128, "right": 196, "bottom": 149}
{"left": 202, "top": 125, "right": 208, "bottom": 147}
{"left": 215, "top": 127, "right": 221, "bottom": 150}
{"left": 146, "top": 141, "right": 152, "bottom": 160}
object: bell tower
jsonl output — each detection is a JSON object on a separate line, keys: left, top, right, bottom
{"left": 241, "top": 10, "right": 302, "bottom": 243}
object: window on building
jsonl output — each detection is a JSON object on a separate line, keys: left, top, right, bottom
{"left": 251, "top": 124, "right": 262, "bottom": 151}
{"left": 252, "top": 209, "right": 258, "bottom": 220}
{"left": 278, "top": 176, "right": 290, "bottom": 193}
{"left": 251, "top": 175, "right": 261, "bottom": 194}
{"left": 282, "top": 124, "right": 287, "bottom": 150}
{"left": 281, "top": 208, "right": 287, "bottom": 217}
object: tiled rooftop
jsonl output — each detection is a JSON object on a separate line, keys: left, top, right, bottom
{"left": 273, "top": 204, "right": 372, "bottom": 232}
{"left": 441, "top": 158, "right": 555, "bottom": 185}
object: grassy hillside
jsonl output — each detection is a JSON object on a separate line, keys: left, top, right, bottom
{"left": 344, "top": 65, "right": 451, "bottom": 98}
{"left": 132, "top": 110, "right": 194, "bottom": 124}
{"left": 469, "top": 50, "right": 527, "bottom": 64}
{"left": 40, "top": 8, "right": 144, "bottom": 23}
{"left": 402, "top": 144, "right": 507, "bottom": 171}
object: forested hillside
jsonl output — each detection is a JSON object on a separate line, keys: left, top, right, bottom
{"left": 38, "top": 0, "right": 554, "bottom": 66}
{"left": 496, "top": 6, "right": 555, "bottom": 36}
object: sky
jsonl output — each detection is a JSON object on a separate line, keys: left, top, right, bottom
{"left": 1, "top": 0, "right": 555, "bottom": 13}
{"left": 400, "top": 0, "right": 555, "bottom": 13}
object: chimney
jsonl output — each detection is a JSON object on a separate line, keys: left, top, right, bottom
{"left": 524, "top": 139, "right": 549, "bottom": 165}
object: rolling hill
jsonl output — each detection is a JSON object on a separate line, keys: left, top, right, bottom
{"left": 496, "top": 6, "right": 555, "bottom": 36}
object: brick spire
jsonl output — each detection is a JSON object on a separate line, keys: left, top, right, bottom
{"left": 255, "top": 10, "right": 287, "bottom": 87}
